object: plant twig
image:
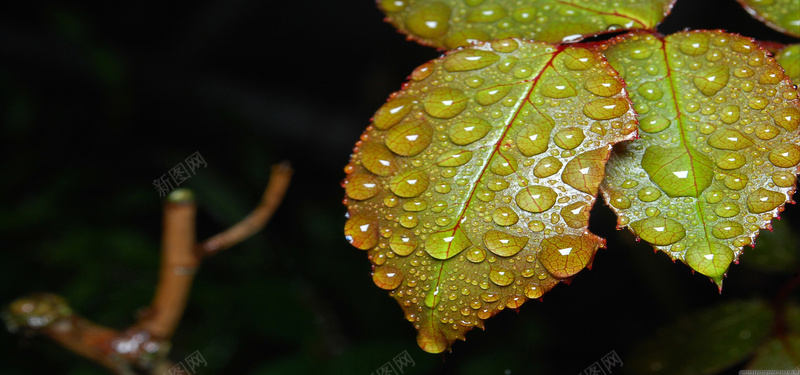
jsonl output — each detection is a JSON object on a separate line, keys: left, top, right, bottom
{"left": 4, "top": 163, "right": 293, "bottom": 374}
{"left": 197, "top": 162, "right": 293, "bottom": 257}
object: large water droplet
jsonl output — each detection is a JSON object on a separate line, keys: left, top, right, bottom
{"left": 561, "top": 147, "right": 610, "bottom": 195}
{"left": 476, "top": 85, "right": 512, "bottom": 106}
{"left": 373, "top": 266, "right": 404, "bottom": 290}
{"left": 711, "top": 221, "right": 744, "bottom": 239}
{"left": 771, "top": 107, "right": 800, "bottom": 131}
{"left": 374, "top": 97, "right": 415, "bottom": 130}
{"left": 424, "top": 88, "right": 468, "bottom": 118}
{"left": 719, "top": 105, "right": 740, "bottom": 124}
{"left": 553, "top": 127, "right": 585, "bottom": 150}
{"left": 684, "top": 240, "right": 733, "bottom": 282}
{"left": 360, "top": 143, "right": 397, "bottom": 176}
{"left": 539, "top": 235, "right": 597, "bottom": 278}
{"left": 560, "top": 202, "right": 590, "bottom": 229}
{"left": 436, "top": 149, "right": 474, "bottom": 167}
{"left": 714, "top": 201, "right": 740, "bottom": 218}
{"left": 707, "top": 129, "right": 753, "bottom": 150}
{"left": 678, "top": 33, "right": 710, "bottom": 56}
{"left": 772, "top": 171, "right": 797, "bottom": 187}
{"left": 390, "top": 230, "right": 417, "bottom": 256}
{"left": 637, "top": 81, "right": 663, "bottom": 101}
{"left": 345, "top": 173, "right": 381, "bottom": 200}
{"left": 466, "top": 247, "right": 486, "bottom": 263}
{"left": 385, "top": 120, "right": 433, "bottom": 156}
{"left": 516, "top": 119, "right": 553, "bottom": 156}
{"left": 483, "top": 230, "right": 528, "bottom": 257}
{"left": 585, "top": 75, "right": 623, "bottom": 97}
{"left": 768, "top": 144, "right": 800, "bottom": 168}
{"left": 424, "top": 228, "right": 471, "bottom": 260}
{"left": 693, "top": 66, "right": 730, "bottom": 96}
{"left": 444, "top": 49, "right": 500, "bottom": 72}
{"left": 466, "top": 4, "right": 507, "bottom": 23}
{"left": 405, "top": 2, "right": 451, "bottom": 38}
{"left": 641, "top": 145, "right": 713, "bottom": 197}
{"left": 389, "top": 169, "right": 430, "bottom": 197}
{"left": 639, "top": 114, "right": 671, "bottom": 133}
{"left": 515, "top": 185, "right": 557, "bottom": 213}
{"left": 533, "top": 156, "right": 563, "bottom": 178}
{"left": 344, "top": 214, "right": 379, "bottom": 250}
{"left": 583, "top": 97, "right": 630, "bottom": 120}
{"left": 630, "top": 217, "right": 686, "bottom": 246}
{"left": 715, "top": 151, "right": 746, "bottom": 170}
{"left": 492, "top": 207, "right": 519, "bottom": 226}
{"left": 449, "top": 117, "right": 492, "bottom": 145}
{"left": 489, "top": 267, "right": 515, "bottom": 286}
{"left": 746, "top": 188, "right": 785, "bottom": 213}
{"left": 560, "top": 48, "right": 595, "bottom": 70}
{"left": 540, "top": 75, "right": 577, "bottom": 98}
{"left": 490, "top": 153, "right": 518, "bottom": 176}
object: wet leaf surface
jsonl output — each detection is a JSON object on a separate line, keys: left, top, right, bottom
{"left": 343, "top": 38, "right": 636, "bottom": 352}
{"left": 377, "top": 0, "right": 676, "bottom": 49}
{"left": 737, "top": 0, "right": 800, "bottom": 37}
{"left": 599, "top": 30, "right": 800, "bottom": 286}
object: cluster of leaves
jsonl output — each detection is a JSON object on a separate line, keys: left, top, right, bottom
{"left": 342, "top": 0, "right": 800, "bottom": 356}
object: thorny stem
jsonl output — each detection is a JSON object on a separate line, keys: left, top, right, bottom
{"left": 4, "top": 163, "right": 293, "bottom": 374}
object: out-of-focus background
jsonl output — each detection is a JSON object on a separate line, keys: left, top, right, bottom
{"left": 1, "top": 0, "right": 798, "bottom": 374}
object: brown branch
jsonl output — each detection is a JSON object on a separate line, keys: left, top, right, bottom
{"left": 4, "top": 163, "right": 293, "bottom": 374}
{"left": 135, "top": 190, "right": 198, "bottom": 341}
{"left": 197, "top": 161, "right": 293, "bottom": 258}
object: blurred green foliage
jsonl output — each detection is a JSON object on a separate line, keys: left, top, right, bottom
{"left": 0, "top": 0, "right": 797, "bottom": 374}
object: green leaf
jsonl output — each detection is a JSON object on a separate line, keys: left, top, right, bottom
{"left": 599, "top": 31, "right": 800, "bottom": 287}
{"left": 746, "top": 334, "right": 800, "bottom": 370}
{"left": 377, "top": 0, "right": 676, "bottom": 49}
{"left": 776, "top": 44, "right": 800, "bottom": 86}
{"left": 343, "top": 39, "right": 636, "bottom": 353}
{"left": 627, "top": 299, "right": 774, "bottom": 375}
{"left": 737, "top": 0, "right": 800, "bottom": 37}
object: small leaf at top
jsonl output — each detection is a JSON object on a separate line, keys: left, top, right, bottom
{"left": 737, "top": 0, "right": 800, "bottom": 37}
{"left": 344, "top": 39, "right": 636, "bottom": 353}
{"left": 776, "top": 44, "right": 800, "bottom": 86}
{"left": 377, "top": 0, "right": 677, "bottom": 49}
{"left": 599, "top": 31, "right": 800, "bottom": 287}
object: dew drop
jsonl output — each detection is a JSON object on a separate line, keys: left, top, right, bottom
{"left": 483, "top": 230, "right": 528, "bottom": 257}
{"left": 466, "top": 247, "right": 486, "bottom": 263}
{"left": 373, "top": 266, "right": 404, "bottom": 290}
{"left": 344, "top": 173, "right": 381, "bottom": 200}
{"left": 405, "top": 2, "right": 451, "bottom": 39}
{"left": 637, "top": 81, "right": 663, "bottom": 101}
{"left": 444, "top": 49, "right": 500, "bottom": 72}
{"left": 553, "top": 127, "right": 585, "bottom": 150}
{"left": 768, "top": 144, "right": 800, "bottom": 168}
{"left": 540, "top": 75, "right": 577, "bottom": 98}
{"left": 515, "top": 185, "right": 557, "bottom": 213}
{"left": 746, "top": 188, "right": 785, "bottom": 213}
{"left": 425, "top": 228, "right": 472, "bottom": 260}
{"left": 489, "top": 267, "right": 515, "bottom": 286}
{"left": 424, "top": 88, "right": 469, "bottom": 119}
{"left": 533, "top": 156, "right": 563, "bottom": 178}
{"left": 385, "top": 120, "right": 433, "bottom": 156}
{"left": 630, "top": 217, "right": 686, "bottom": 246}
{"left": 389, "top": 169, "right": 430, "bottom": 198}
{"left": 711, "top": 221, "right": 744, "bottom": 239}
{"left": 492, "top": 206, "right": 519, "bottom": 226}
{"left": 360, "top": 143, "right": 398, "bottom": 176}
{"left": 449, "top": 117, "right": 492, "bottom": 145}
{"left": 390, "top": 230, "right": 418, "bottom": 256}
{"left": 539, "top": 235, "right": 597, "bottom": 278}
{"left": 374, "top": 97, "right": 415, "bottom": 130}
{"left": 583, "top": 97, "right": 630, "bottom": 120}
{"left": 344, "top": 214, "right": 380, "bottom": 250}
{"left": 693, "top": 66, "right": 730, "bottom": 96}
{"left": 639, "top": 115, "right": 671, "bottom": 133}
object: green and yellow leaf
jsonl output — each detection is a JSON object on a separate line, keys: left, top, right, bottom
{"left": 737, "top": 0, "right": 800, "bottom": 37}
{"left": 343, "top": 39, "right": 636, "bottom": 352}
{"left": 600, "top": 30, "right": 800, "bottom": 287}
{"left": 776, "top": 44, "right": 800, "bottom": 86}
{"left": 377, "top": 0, "right": 676, "bottom": 49}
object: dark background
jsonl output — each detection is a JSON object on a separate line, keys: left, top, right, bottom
{"left": 1, "top": 0, "right": 798, "bottom": 374}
